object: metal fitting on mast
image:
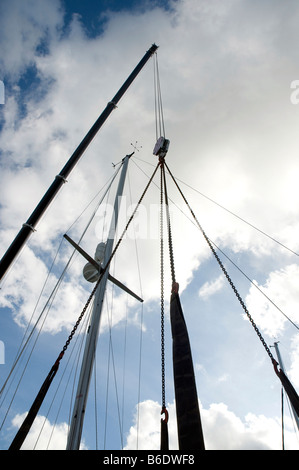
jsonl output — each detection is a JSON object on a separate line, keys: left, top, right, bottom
{"left": 153, "top": 136, "right": 170, "bottom": 159}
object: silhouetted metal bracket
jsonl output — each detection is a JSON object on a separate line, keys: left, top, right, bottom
{"left": 64, "top": 234, "right": 143, "bottom": 303}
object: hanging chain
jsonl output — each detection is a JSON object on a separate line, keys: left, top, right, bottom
{"left": 58, "top": 161, "right": 160, "bottom": 362}
{"left": 161, "top": 162, "right": 176, "bottom": 284}
{"left": 61, "top": 282, "right": 98, "bottom": 357}
{"left": 159, "top": 159, "right": 177, "bottom": 423}
{"left": 160, "top": 165, "right": 166, "bottom": 411}
{"left": 164, "top": 161, "right": 276, "bottom": 364}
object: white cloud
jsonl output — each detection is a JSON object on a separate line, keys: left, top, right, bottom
{"left": 0, "top": 0, "right": 63, "bottom": 78}
{"left": 8, "top": 397, "right": 299, "bottom": 450}
{"left": 245, "top": 264, "right": 299, "bottom": 338}
{"left": 2, "top": 0, "right": 299, "bottom": 305}
{"left": 124, "top": 398, "right": 298, "bottom": 450}
{"left": 11, "top": 412, "right": 87, "bottom": 450}
{"left": 0, "top": 243, "right": 91, "bottom": 334}
{"left": 2, "top": 0, "right": 299, "bottom": 452}
{"left": 124, "top": 400, "right": 178, "bottom": 451}
{"left": 198, "top": 275, "right": 225, "bottom": 300}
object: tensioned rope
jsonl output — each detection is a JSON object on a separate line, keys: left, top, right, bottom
{"left": 164, "top": 160, "right": 276, "bottom": 362}
{"left": 163, "top": 160, "right": 299, "bottom": 420}
{"left": 8, "top": 160, "right": 160, "bottom": 450}
{"left": 177, "top": 177, "right": 299, "bottom": 258}
{"left": 0, "top": 166, "right": 122, "bottom": 408}
{"left": 34, "top": 302, "right": 93, "bottom": 450}
{"left": 22, "top": 170, "right": 121, "bottom": 452}
{"left": 104, "top": 291, "right": 124, "bottom": 450}
{"left": 211, "top": 241, "right": 299, "bottom": 331}
{"left": 131, "top": 156, "right": 299, "bottom": 332}
{"left": 153, "top": 53, "right": 166, "bottom": 141}
{"left": 127, "top": 168, "right": 145, "bottom": 451}
{"left": 133, "top": 155, "right": 299, "bottom": 258}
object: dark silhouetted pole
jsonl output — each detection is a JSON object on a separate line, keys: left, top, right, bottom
{"left": 0, "top": 44, "right": 158, "bottom": 281}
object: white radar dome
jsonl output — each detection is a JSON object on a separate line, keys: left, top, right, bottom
{"left": 83, "top": 262, "right": 99, "bottom": 283}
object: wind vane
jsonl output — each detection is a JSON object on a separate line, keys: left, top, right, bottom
{"left": 131, "top": 141, "right": 142, "bottom": 152}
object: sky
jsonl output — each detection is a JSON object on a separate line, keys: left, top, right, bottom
{"left": 1, "top": 0, "right": 299, "bottom": 452}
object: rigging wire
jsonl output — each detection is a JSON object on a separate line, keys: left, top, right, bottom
{"left": 103, "top": 291, "right": 111, "bottom": 449}
{"left": 65, "top": 164, "right": 122, "bottom": 236}
{"left": 164, "top": 161, "right": 277, "bottom": 363}
{"left": 0, "top": 237, "right": 63, "bottom": 405}
{"left": 133, "top": 155, "right": 299, "bottom": 258}
{"left": 161, "top": 165, "right": 299, "bottom": 431}
{"left": 64, "top": 300, "right": 97, "bottom": 433}
{"left": 127, "top": 168, "right": 145, "bottom": 451}
{"left": 121, "top": 295, "right": 128, "bottom": 446}
{"left": 56, "top": 160, "right": 158, "bottom": 449}
{"left": 0, "top": 168, "right": 122, "bottom": 406}
{"left": 103, "top": 259, "right": 124, "bottom": 450}
{"left": 175, "top": 176, "right": 299, "bottom": 259}
{"left": 0, "top": 245, "right": 71, "bottom": 434}
{"left": 131, "top": 156, "right": 299, "bottom": 332}
{"left": 136, "top": 303, "right": 144, "bottom": 451}
{"left": 48, "top": 314, "right": 90, "bottom": 449}
{"left": 44, "top": 158, "right": 157, "bottom": 450}
{"left": 102, "top": 160, "right": 150, "bottom": 450}
{"left": 35, "top": 301, "right": 93, "bottom": 450}
{"left": 0, "top": 169, "right": 123, "bottom": 447}
{"left": 211, "top": 241, "right": 299, "bottom": 331}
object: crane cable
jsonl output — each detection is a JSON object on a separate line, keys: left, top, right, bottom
{"left": 154, "top": 53, "right": 166, "bottom": 141}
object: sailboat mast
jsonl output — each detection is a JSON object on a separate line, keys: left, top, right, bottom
{"left": 66, "top": 154, "right": 131, "bottom": 450}
{"left": 273, "top": 342, "right": 299, "bottom": 432}
{"left": 0, "top": 44, "right": 158, "bottom": 282}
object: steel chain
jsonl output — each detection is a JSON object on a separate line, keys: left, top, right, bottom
{"left": 202, "top": 230, "right": 275, "bottom": 362}
{"left": 161, "top": 162, "right": 176, "bottom": 284}
{"left": 62, "top": 284, "right": 98, "bottom": 354}
{"left": 164, "top": 161, "right": 275, "bottom": 364}
{"left": 160, "top": 165, "right": 166, "bottom": 410}
{"left": 59, "top": 161, "right": 160, "bottom": 360}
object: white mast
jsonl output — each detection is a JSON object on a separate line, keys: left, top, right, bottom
{"left": 66, "top": 153, "right": 131, "bottom": 450}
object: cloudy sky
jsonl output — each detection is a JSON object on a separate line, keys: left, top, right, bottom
{"left": 1, "top": 0, "right": 299, "bottom": 451}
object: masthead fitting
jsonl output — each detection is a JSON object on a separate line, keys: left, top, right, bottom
{"left": 153, "top": 136, "right": 170, "bottom": 159}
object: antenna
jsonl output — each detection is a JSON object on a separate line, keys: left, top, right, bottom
{"left": 131, "top": 141, "right": 142, "bottom": 152}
